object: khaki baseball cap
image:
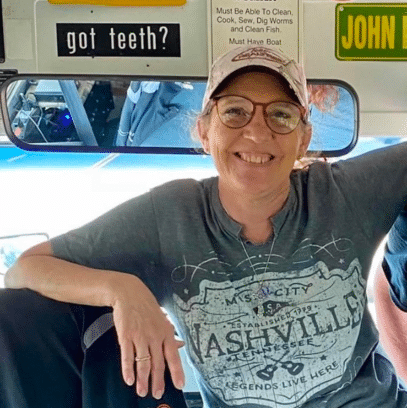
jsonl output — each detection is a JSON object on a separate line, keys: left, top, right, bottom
{"left": 202, "top": 46, "right": 309, "bottom": 119}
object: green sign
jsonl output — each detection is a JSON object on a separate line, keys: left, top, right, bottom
{"left": 336, "top": 3, "right": 407, "bottom": 61}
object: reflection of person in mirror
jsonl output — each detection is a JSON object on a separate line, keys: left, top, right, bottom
{"left": 115, "top": 81, "right": 185, "bottom": 147}
{"left": 2, "top": 45, "right": 407, "bottom": 408}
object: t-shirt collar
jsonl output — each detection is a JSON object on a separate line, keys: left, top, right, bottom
{"left": 209, "top": 176, "right": 296, "bottom": 241}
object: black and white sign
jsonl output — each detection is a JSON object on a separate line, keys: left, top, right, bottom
{"left": 57, "top": 23, "right": 180, "bottom": 57}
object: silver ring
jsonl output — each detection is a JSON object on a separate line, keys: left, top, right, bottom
{"left": 135, "top": 355, "right": 151, "bottom": 362}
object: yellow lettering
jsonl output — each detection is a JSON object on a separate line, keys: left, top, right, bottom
{"left": 341, "top": 15, "right": 354, "bottom": 49}
{"left": 367, "top": 15, "right": 381, "bottom": 49}
{"left": 381, "top": 15, "right": 395, "bottom": 49}
{"left": 354, "top": 15, "right": 367, "bottom": 49}
{"left": 403, "top": 15, "right": 407, "bottom": 50}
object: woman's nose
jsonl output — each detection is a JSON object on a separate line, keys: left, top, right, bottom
{"left": 242, "top": 106, "right": 274, "bottom": 143}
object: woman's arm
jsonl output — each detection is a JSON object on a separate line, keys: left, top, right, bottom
{"left": 5, "top": 241, "right": 185, "bottom": 399}
{"left": 373, "top": 208, "right": 407, "bottom": 383}
{"left": 332, "top": 143, "right": 407, "bottom": 240}
{"left": 6, "top": 241, "right": 123, "bottom": 306}
{"left": 374, "top": 265, "right": 407, "bottom": 383}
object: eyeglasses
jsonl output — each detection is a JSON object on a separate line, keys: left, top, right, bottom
{"left": 211, "top": 95, "right": 306, "bottom": 135}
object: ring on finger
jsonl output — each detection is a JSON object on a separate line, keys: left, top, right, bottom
{"left": 135, "top": 355, "right": 152, "bottom": 362}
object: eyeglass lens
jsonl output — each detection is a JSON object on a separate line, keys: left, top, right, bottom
{"left": 216, "top": 95, "right": 301, "bottom": 134}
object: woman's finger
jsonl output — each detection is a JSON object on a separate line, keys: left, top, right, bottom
{"left": 135, "top": 344, "right": 152, "bottom": 397}
{"left": 119, "top": 337, "right": 136, "bottom": 386}
{"left": 163, "top": 338, "right": 185, "bottom": 390}
{"left": 176, "top": 339, "right": 185, "bottom": 348}
{"left": 150, "top": 343, "right": 166, "bottom": 399}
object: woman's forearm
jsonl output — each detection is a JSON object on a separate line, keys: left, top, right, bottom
{"left": 5, "top": 243, "right": 136, "bottom": 308}
{"left": 374, "top": 265, "right": 407, "bottom": 383}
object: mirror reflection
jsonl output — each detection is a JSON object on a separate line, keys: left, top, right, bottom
{"left": 3, "top": 78, "right": 358, "bottom": 156}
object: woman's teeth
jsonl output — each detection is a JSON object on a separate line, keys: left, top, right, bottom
{"left": 236, "top": 152, "right": 273, "bottom": 164}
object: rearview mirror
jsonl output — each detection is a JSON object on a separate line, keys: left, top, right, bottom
{"left": 1, "top": 76, "right": 358, "bottom": 157}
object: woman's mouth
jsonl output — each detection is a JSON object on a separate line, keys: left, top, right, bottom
{"left": 235, "top": 152, "right": 274, "bottom": 164}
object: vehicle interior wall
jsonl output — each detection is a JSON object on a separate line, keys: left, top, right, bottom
{"left": 0, "top": 0, "right": 406, "bottom": 136}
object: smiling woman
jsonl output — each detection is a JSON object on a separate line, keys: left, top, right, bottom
{"left": 196, "top": 68, "right": 311, "bottom": 243}
{"left": 2, "top": 45, "right": 406, "bottom": 408}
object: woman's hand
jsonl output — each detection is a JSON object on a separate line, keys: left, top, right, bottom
{"left": 110, "top": 274, "right": 185, "bottom": 399}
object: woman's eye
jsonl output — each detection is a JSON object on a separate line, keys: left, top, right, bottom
{"left": 224, "top": 107, "right": 249, "bottom": 117}
{"left": 271, "top": 110, "right": 292, "bottom": 121}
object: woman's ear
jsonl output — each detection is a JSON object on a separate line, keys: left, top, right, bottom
{"left": 197, "top": 117, "right": 210, "bottom": 154}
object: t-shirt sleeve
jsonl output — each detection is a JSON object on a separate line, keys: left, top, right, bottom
{"left": 50, "top": 190, "right": 163, "bottom": 300}
{"left": 330, "top": 142, "right": 407, "bottom": 242}
{"left": 382, "top": 207, "right": 407, "bottom": 312}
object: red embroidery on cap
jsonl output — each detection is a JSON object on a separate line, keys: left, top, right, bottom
{"left": 232, "top": 47, "right": 285, "bottom": 64}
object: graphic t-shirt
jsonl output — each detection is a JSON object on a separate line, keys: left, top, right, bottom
{"left": 51, "top": 143, "right": 407, "bottom": 408}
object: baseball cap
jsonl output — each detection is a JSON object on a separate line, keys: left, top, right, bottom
{"left": 202, "top": 46, "right": 309, "bottom": 119}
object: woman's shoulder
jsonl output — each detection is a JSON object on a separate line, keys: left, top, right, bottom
{"left": 335, "top": 141, "right": 406, "bottom": 167}
{"left": 150, "top": 176, "right": 217, "bottom": 204}
{"left": 152, "top": 176, "right": 216, "bottom": 192}
{"left": 148, "top": 177, "right": 218, "bottom": 223}
{"left": 295, "top": 142, "right": 406, "bottom": 180}
{"left": 290, "top": 143, "right": 407, "bottom": 209}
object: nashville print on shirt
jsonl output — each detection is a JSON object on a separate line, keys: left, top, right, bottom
{"left": 171, "top": 237, "right": 366, "bottom": 407}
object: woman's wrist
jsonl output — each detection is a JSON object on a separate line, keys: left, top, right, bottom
{"left": 105, "top": 272, "right": 154, "bottom": 309}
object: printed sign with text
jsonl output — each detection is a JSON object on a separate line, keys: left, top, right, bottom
{"left": 209, "top": 0, "right": 302, "bottom": 64}
{"left": 57, "top": 23, "right": 180, "bottom": 57}
{"left": 336, "top": 3, "right": 407, "bottom": 61}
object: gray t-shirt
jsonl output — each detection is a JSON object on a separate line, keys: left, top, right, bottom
{"left": 51, "top": 143, "right": 407, "bottom": 408}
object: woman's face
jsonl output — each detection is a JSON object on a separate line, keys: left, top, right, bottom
{"left": 198, "top": 71, "right": 312, "bottom": 198}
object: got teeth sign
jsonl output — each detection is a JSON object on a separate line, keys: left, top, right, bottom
{"left": 57, "top": 23, "right": 180, "bottom": 57}
{"left": 209, "top": 0, "right": 302, "bottom": 63}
